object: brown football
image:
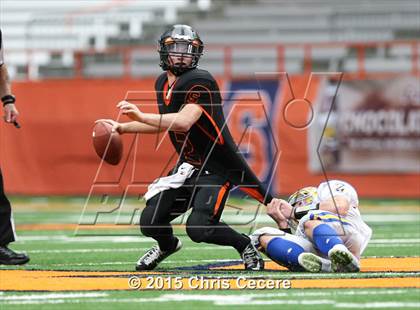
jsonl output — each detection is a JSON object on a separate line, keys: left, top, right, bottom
{"left": 92, "top": 121, "right": 123, "bottom": 165}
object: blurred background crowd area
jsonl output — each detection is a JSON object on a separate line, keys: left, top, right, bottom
{"left": 0, "top": 0, "right": 419, "bottom": 199}
{"left": 1, "top": 0, "right": 419, "bottom": 79}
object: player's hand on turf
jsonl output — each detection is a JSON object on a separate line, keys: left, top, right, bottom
{"left": 117, "top": 100, "right": 144, "bottom": 122}
{"left": 3, "top": 103, "right": 19, "bottom": 124}
{"left": 267, "top": 198, "right": 293, "bottom": 229}
{"left": 95, "top": 119, "right": 124, "bottom": 134}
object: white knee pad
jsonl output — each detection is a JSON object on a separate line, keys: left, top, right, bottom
{"left": 250, "top": 227, "right": 316, "bottom": 254}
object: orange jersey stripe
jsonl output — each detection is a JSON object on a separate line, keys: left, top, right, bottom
{"left": 213, "top": 182, "right": 230, "bottom": 216}
{"left": 239, "top": 186, "right": 265, "bottom": 204}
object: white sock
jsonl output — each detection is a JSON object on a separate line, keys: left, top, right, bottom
{"left": 319, "top": 257, "right": 332, "bottom": 272}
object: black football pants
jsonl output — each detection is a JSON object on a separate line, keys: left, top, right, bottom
{"left": 0, "top": 168, "right": 15, "bottom": 246}
{"left": 140, "top": 173, "right": 250, "bottom": 253}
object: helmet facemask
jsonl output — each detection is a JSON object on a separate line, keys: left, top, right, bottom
{"left": 288, "top": 187, "right": 320, "bottom": 220}
{"left": 159, "top": 37, "right": 203, "bottom": 76}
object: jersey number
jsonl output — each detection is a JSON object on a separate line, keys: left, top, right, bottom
{"left": 174, "top": 132, "right": 201, "bottom": 165}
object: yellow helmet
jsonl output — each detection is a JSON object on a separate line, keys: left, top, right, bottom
{"left": 288, "top": 187, "right": 319, "bottom": 219}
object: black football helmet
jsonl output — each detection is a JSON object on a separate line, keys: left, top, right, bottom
{"left": 158, "top": 24, "right": 204, "bottom": 76}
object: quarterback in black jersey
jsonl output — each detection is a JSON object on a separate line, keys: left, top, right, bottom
{"left": 98, "top": 25, "right": 274, "bottom": 271}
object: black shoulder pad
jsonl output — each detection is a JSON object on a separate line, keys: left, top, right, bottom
{"left": 176, "top": 69, "right": 217, "bottom": 91}
{"left": 154, "top": 72, "right": 167, "bottom": 90}
{"left": 177, "top": 68, "right": 215, "bottom": 88}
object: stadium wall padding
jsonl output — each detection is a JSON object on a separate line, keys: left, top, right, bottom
{"left": 0, "top": 77, "right": 418, "bottom": 198}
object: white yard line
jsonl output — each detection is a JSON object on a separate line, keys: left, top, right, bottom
{"left": 373, "top": 234, "right": 420, "bottom": 238}
{"left": 26, "top": 258, "right": 238, "bottom": 267}
{"left": 18, "top": 213, "right": 419, "bottom": 226}
{"left": 216, "top": 299, "right": 333, "bottom": 305}
{"left": 261, "top": 272, "right": 420, "bottom": 278}
{"left": 25, "top": 246, "right": 233, "bottom": 254}
{"left": 0, "top": 292, "right": 108, "bottom": 301}
{"left": 17, "top": 235, "right": 420, "bottom": 244}
{"left": 27, "top": 244, "right": 420, "bottom": 254}
{"left": 334, "top": 302, "right": 420, "bottom": 308}
{"left": 4, "top": 300, "right": 420, "bottom": 308}
{"left": 216, "top": 300, "right": 420, "bottom": 307}
{"left": 17, "top": 236, "right": 152, "bottom": 243}
{"left": 162, "top": 289, "right": 413, "bottom": 299}
{"left": 368, "top": 244, "right": 420, "bottom": 247}
{"left": 1, "top": 290, "right": 417, "bottom": 306}
{"left": 222, "top": 214, "right": 419, "bottom": 223}
{"left": 0, "top": 289, "right": 410, "bottom": 301}
{"left": 369, "top": 239, "right": 420, "bottom": 243}
{"left": 29, "top": 242, "right": 420, "bottom": 254}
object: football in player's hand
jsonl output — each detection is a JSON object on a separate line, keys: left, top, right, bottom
{"left": 92, "top": 121, "right": 123, "bottom": 165}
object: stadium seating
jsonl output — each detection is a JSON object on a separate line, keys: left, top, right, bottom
{"left": 0, "top": 0, "right": 418, "bottom": 78}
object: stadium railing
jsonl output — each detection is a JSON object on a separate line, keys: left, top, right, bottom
{"left": 6, "top": 40, "right": 420, "bottom": 80}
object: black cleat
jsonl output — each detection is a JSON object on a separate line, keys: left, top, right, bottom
{"left": 0, "top": 246, "right": 30, "bottom": 265}
{"left": 241, "top": 242, "right": 264, "bottom": 271}
{"left": 135, "top": 238, "right": 182, "bottom": 271}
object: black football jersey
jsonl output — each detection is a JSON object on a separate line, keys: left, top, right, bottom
{"left": 155, "top": 68, "right": 272, "bottom": 204}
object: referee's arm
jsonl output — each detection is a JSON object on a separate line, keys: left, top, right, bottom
{"left": 0, "top": 30, "right": 19, "bottom": 125}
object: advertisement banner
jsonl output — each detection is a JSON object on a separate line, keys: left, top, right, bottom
{"left": 309, "top": 76, "right": 420, "bottom": 173}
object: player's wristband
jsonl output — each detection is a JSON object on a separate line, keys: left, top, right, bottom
{"left": 294, "top": 203, "right": 320, "bottom": 220}
{"left": 280, "top": 228, "right": 292, "bottom": 234}
{"left": 1, "top": 94, "right": 16, "bottom": 106}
